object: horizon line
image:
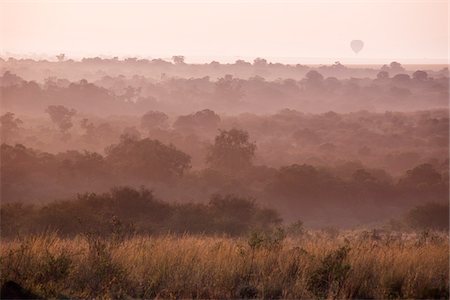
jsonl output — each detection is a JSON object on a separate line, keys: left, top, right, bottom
{"left": 1, "top": 53, "right": 448, "bottom": 65}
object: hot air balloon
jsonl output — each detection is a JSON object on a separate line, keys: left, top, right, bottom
{"left": 350, "top": 40, "right": 364, "bottom": 54}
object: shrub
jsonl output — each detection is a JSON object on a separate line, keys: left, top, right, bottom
{"left": 405, "top": 202, "right": 449, "bottom": 231}
{"left": 0, "top": 187, "right": 281, "bottom": 237}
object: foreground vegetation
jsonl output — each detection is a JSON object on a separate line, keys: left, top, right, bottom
{"left": 2, "top": 186, "right": 448, "bottom": 239}
{"left": 1, "top": 230, "right": 448, "bottom": 299}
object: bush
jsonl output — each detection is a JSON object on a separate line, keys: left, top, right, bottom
{"left": 405, "top": 203, "right": 449, "bottom": 231}
{"left": 0, "top": 187, "right": 281, "bottom": 237}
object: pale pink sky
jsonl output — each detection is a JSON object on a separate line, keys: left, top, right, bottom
{"left": 0, "top": 0, "right": 448, "bottom": 63}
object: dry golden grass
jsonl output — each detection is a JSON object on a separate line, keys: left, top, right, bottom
{"left": 1, "top": 230, "right": 448, "bottom": 299}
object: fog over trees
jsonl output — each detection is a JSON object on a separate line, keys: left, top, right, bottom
{"left": 0, "top": 57, "right": 448, "bottom": 230}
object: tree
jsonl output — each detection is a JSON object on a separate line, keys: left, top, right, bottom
{"left": 235, "top": 59, "right": 251, "bottom": 66}
{"left": 45, "top": 105, "right": 76, "bottom": 133}
{"left": 1, "top": 71, "right": 24, "bottom": 86}
{"left": 0, "top": 112, "right": 23, "bottom": 143}
{"left": 141, "top": 111, "right": 169, "bottom": 130}
{"left": 80, "top": 118, "right": 95, "bottom": 134}
{"left": 305, "top": 70, "right": 324, "bottom": 82}
{"left": 208, "top": 194, "right": 281, "bottom": 235}
{"left": 80, "top": 119, "right": 116, "bottom": 147}
{"left": 405, "top": 203, "right": 449, "bottom": 231}
{"left": 324, "top": 77, "right": 341, "bottom": 92}
{"left": 399, "top": 163, "right": 442, "bottom": 188}
{"left": 376, "top": 71, "right": 389, "bottom": 80}
{"left": 304, "top": 70, "right": 324, "bottom": 91}
{"left": 352, "top": 169, "right": 376, "bottom": 183}
{"left": 55, "top": 150, "right": 109, "bottom": 182}
{"left": 253, "top": 57, "right": 267, "bottom": 66}
{"left": 192, "top": 109, "right": 220, "bottom": 127}
{"left": 173, "top": 109, "right": 221, "bottom": 132}
{"left": 120, "top": 86, "right": 141, "bottom": 102}
{"left": 214, "top": 76, "right": 244, "bottom": 103}
{"left": 331, "top": 61, "right": 346, "bottom": 70}
{"left": 268, "top": 164, "right": 336, "bottom": 200}
{"left": 120, "top": 127, "right": 141, "bottom": 141}
{"left": 389, "top": 61, "right": 405, "bottom": 73}
{"left": 172, "top": 55, "right": 185, "bottom": 64}
{"left": 56, "top": 53, "right": 65, "bottom": 62}
{"left": 207, "top": 129, "right": 256, "bottom": 172}
{"left": 412, "top": 70, "right": 428, "bottom": 81}
{"left": 106, "top": 137, "right": 191, "bottom": 181}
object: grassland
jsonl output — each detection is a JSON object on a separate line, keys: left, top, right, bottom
{"left": 1, "top": 230, "right": 448, "bottom": 299}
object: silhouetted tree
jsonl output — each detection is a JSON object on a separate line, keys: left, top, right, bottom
{"left": 324, "top": 77, "right": 341, "bottom": 92}
{"left": 392, "top": 74, "right": 411, "bottom": 84}
{"left": 399, "top": 163, "right": 442, "bottom": 188}
{"left": 305, "top": 70, "right": 324, "bottom": 82}
{"left": 56, "top": 53, "right": 65, "bottom": 62}
{"left": 253, "top": 57, "right": 268, "bottom": 67}
{"left": 412, "top": 70, "right": 428, "bottom": 81}
{"left": 405, "top": 203, "right": 449, "bottom": 231}
{"left": 0, "top": 112, "right": 22, "bottom": 143}
{"left": 106, "top": 137, "right": 191, "bottom": 181}
{"left": 376, "top": 71, "right": 389, "bottom": 80}
{"left": 214, "top": 75, "right": 244, "bottom": 103}
{"left": 80, "top": 118, "right": 95, "bottom": 133}
{"left": 207, "top": 129, "right": 256, "bottom": 172}
{"left": 268, "top": 164, "right": 337, "bottom": 200}
{"left": 174, "top": 109, "right": 221, "bottom": 132}
{"left": 120, "top": 126, "right": 141, "bottom": 141}
{"left": 0, "top": 71, "right": 24, "bottom": 86}
{"left": 141, "top": 110, "right": 169, "bottom": 130}
{"left": 382, "top": 61, "right": 405, "bottom": 73}
{"left": 45, "top": 105, "right": 76, "bottom": 133}
{"left": 172, "top": 55, "right": 185, "bottom": 64}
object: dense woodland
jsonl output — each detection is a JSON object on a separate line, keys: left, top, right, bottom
{"left": 1, "top": 59, "right": 448, "bottom": 115}
{"left": 0, "top": 58, "right": 449, "bottom": 230}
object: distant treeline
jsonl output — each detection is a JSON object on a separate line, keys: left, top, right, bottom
{"left": 1, "top": 66, "right": 448, "bottom": 115}
{"left": 1, "top": 57, "right": 448, "bottom": 82}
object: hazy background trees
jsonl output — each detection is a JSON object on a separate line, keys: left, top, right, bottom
{"left": 140, "top": 110, "right": 169, "bottom": 131}
{"left": 0, "top": 112, "right": 22, "bottom": 144}
{"left": 45, "top": 105, "right": 76, "bottom": 136}
{"left": 207, "top": 129, "right": 256, "bottom": 173}
{"left": 105, "top": 137, "right": 191, "bottom": 182}
{"left": 0, "top": 59, "right": 448, "bottom": 229}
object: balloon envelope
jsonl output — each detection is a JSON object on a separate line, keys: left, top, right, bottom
{"left": 350, "top": 40, "right": 364, "bottom": 54}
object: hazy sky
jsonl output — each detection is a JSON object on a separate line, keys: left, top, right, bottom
{"left": 1, "top": 0, "right": 448, "bottom": 64}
